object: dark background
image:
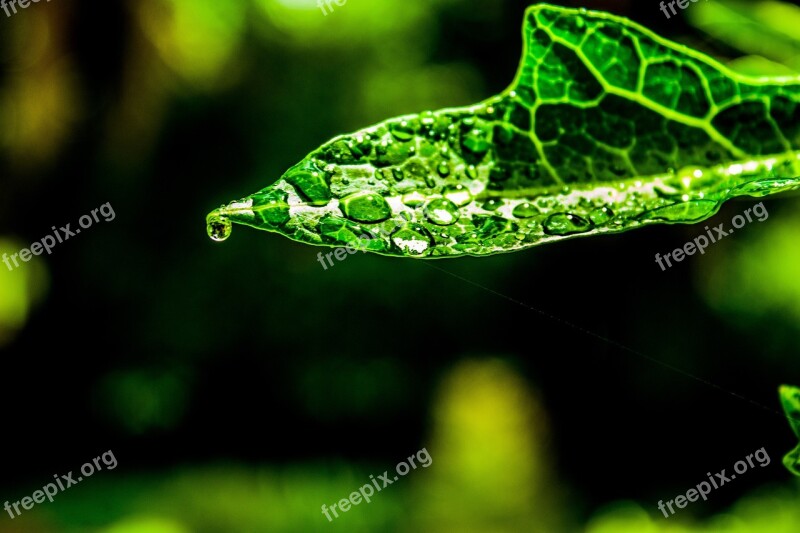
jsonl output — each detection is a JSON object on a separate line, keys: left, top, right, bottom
{"left": 1, "top": 0, "right": 799, "bottom": 531}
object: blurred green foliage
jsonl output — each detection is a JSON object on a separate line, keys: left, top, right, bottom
{"left": 2, "top": 1, "right": 800, "bottom": 532}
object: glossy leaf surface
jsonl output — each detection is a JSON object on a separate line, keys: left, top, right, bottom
{"left": 208, "top": 4, "right": 800, "bottom": 257}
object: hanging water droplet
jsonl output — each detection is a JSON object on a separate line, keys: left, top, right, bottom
{"left": 207, "top": 215, "right": 232, "bottom": 242}
{"left": 443, "top": 185, "right": 473, "bottom": 206}
{"left": 425, "top": 198, "right": 460, "bottom": 226}
{"left": 543, "top": 213, "right": 593, "bottom": 236}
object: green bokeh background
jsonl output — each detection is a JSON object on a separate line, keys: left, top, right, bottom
{"left": 1, "top": 0, "right": 800, "bottom": 531}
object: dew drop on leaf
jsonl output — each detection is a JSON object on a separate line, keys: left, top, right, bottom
{"left": 443, "top": 185, "right": 473, "bottom": 207}
{"left": 512, "top": 202, "right": 538, "bottom": 218}
{"left": 340, "top": 191, "right": 392, "bottom": 223}
{"left": 391, "top": 224, "right": 434, "bottom": 256}
{"left": 543, "top": 213, "right": 593, "bottom": 236}
{"left": 425, "top": 198, "right": 460, "bottom": 226}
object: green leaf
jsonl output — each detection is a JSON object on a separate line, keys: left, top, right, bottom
{"left": 780, "top": 384, "right": 800, "bottom": 476}
{"left": 207, "top": 4, "right": 800, "bottom": 257}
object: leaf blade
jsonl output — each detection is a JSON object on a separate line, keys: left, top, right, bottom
{"left": 208, "top": 4, "right": 800, "bottom": 257}
{"left": 780, "top": 384, "right": 800, "bottom": 476}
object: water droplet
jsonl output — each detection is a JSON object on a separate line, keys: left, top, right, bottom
{"left": 340, "top": 191, "right": 392, "bottom": 223}
{"left": 402, "top": 191, "right": 427, "bottom": 207}
{"left": 461, "top": 128, "right": 490, "bottom": 155}
{"left": 654, "top": 182, "right": 682, "bottom": 199}
{"left": 207, "top": 215, "right": 232, "bottom": 242}
{"left": 437, "top": 162, "right": 451, "bottom": 177}
{"left": 443, "top": 185, "right": 473, "bottom": 207}
{"left": 392, "top": 168, "right": 405, "bottom": 181}
{"left": 543, "top": 213, "right": 593, "bottom": 236}
{"left": 284, "top": 163, "right": 332, "bottom": 206}
{"left": 512, "top": 202, "right": 538, "bottom": 218}
{"left": 472, "top": 214, "right": 516, "bottom": 239}
{"left": 374, "top": 138, "right": 414, "bottom": 167}
{"left": 391, "top": 224, "right": 434, "bottom": 256}
{"left": 425, "top": 198, "right": 460, "bottom": 226}
{"left": 389, "top": 120, "right": 415, "bottom": 141}
{"left": 465, "top": 165, "right": 478, "bottom": 179}
{"left": 483, "top": 199, "right": 503, "bottom": 211}
{"left": 404, "top": 160, "right": 427, "bottom": 179}
{"left": 588, "top": 206, "right": 614, "bottom": 225}
{"left": 347, "top": 135, "right": 372, "bottom": 159}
